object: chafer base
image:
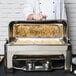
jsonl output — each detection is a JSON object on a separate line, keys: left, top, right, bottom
{"left": 13, "top": 55, "right": 64, "bottom": 71}
{"left": 4, "top": 44, "right": 72, "bottom": 72}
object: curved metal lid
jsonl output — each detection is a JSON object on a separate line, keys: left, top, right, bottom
{"left": 9, "top": 20, "right": 67, "bottom": 40}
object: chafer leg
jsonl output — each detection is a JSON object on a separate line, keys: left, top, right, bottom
{"left": 64, "top": 45, "right": 72, "bottom": 72}
{"left": 7, "top": 51, "right": 13, "bottom": 69}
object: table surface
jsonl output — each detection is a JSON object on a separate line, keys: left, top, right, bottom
{"left": 0, "top": 61, "right": 75, "bottom": 76}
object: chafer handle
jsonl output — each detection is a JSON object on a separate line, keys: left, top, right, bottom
{"left": 67, "top": 38, "right": 72, "bottom": 44}
{"left": 64, "top": 36, "right": 71, "bottom": 44}
{"left": 63, "top": 37, "right": 71, "bottom": 44}
{"left": 5, "top": 38, "right": 9, "bottom": 44}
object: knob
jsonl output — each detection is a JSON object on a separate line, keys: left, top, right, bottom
{"left": 28, "top": 63, "right": 32, "bottom": 71}
{"left": 45, "top": 61, "right": 49, "bottom": 70}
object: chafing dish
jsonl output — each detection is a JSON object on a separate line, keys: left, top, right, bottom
{"left": 5, "top": 20, "right": 72, "bottom": 72}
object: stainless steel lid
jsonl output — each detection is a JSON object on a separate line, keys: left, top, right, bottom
{"left": 9, "top": 20, "right": 68, "bottom": 40}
